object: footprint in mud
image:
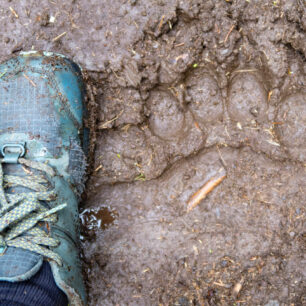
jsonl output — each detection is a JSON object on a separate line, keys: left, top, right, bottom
{"left": 227, "top": 71, "right": 268, "bottom": 124}
{"left": 94, "top": 125, "right": 169, "bottom": 184}
{"left": 148, "top": 89, "right": 206, "bottom": 157}
{"left": 148, "top": 89, "right": 185, "bottom": 140}
{"left": 275, "top": 92, "right": 306, "bottom": 162}
{"left": 185, "top": 69, "right": 224, "bottom": 129}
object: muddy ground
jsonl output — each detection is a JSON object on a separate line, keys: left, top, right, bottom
{"left": 0, "top": 0, "right": 305, "bottom": 305}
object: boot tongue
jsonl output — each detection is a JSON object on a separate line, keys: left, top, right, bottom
{"left": 0, "top": 247, "right": 43, "bottom": 281}
{"left": 0, "top": 160, "right": 43, "bottom": 281}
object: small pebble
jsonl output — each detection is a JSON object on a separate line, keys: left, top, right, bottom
{"left": 215, "top": 207, "right": 221, "bottom": 218}
{"left": 265, "top": 300, "right": 279, "bottom": 306}
{"left": 250, "top": 106, "right": 259, "bottom": 117}
{"left": 177, "top": 296, "right": 189, "bottom": 306}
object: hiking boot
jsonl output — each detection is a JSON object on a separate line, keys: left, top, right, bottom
{"left": 0, "top": 51, "right": 88, "bottom": 305}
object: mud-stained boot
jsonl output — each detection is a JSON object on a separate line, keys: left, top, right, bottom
{"left": 0, "top": 51, "right": 87, "bottom": 305}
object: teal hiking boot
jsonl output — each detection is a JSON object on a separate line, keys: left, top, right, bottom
{"left": 0, "top": 51, "right": 88, "bottom": 305}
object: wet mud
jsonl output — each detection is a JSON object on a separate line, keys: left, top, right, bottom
{"left": 0, "top": 0, "right": 305, "bottom": 305}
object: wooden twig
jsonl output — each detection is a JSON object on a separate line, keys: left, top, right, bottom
{"left": 187, "top": 174, "right": 226, "bottom": 212}
{"left": 224, "top": 25, "right": 235, "bottom": 43}
{"left": 52, "top": 32, "right": 67, "bottom": 42}
{"left": 23, "top": 73, "right": 37, "bottom": 87}
{"left": 158, "top": 15, "right": 165, "bottom": 32}
{"left": 98, "top": 110, "right": 124, "bottom": 129}
{"left": 9, "top": 7, "right": 19, "bottom": 18}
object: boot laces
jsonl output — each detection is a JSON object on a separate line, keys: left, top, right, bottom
{"left": 0, "top": 157, "right": 66, "bottom": 266}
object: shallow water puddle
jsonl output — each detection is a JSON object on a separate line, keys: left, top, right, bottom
{"left": 80, "top": 207, "right": 118, "bottom": 231}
